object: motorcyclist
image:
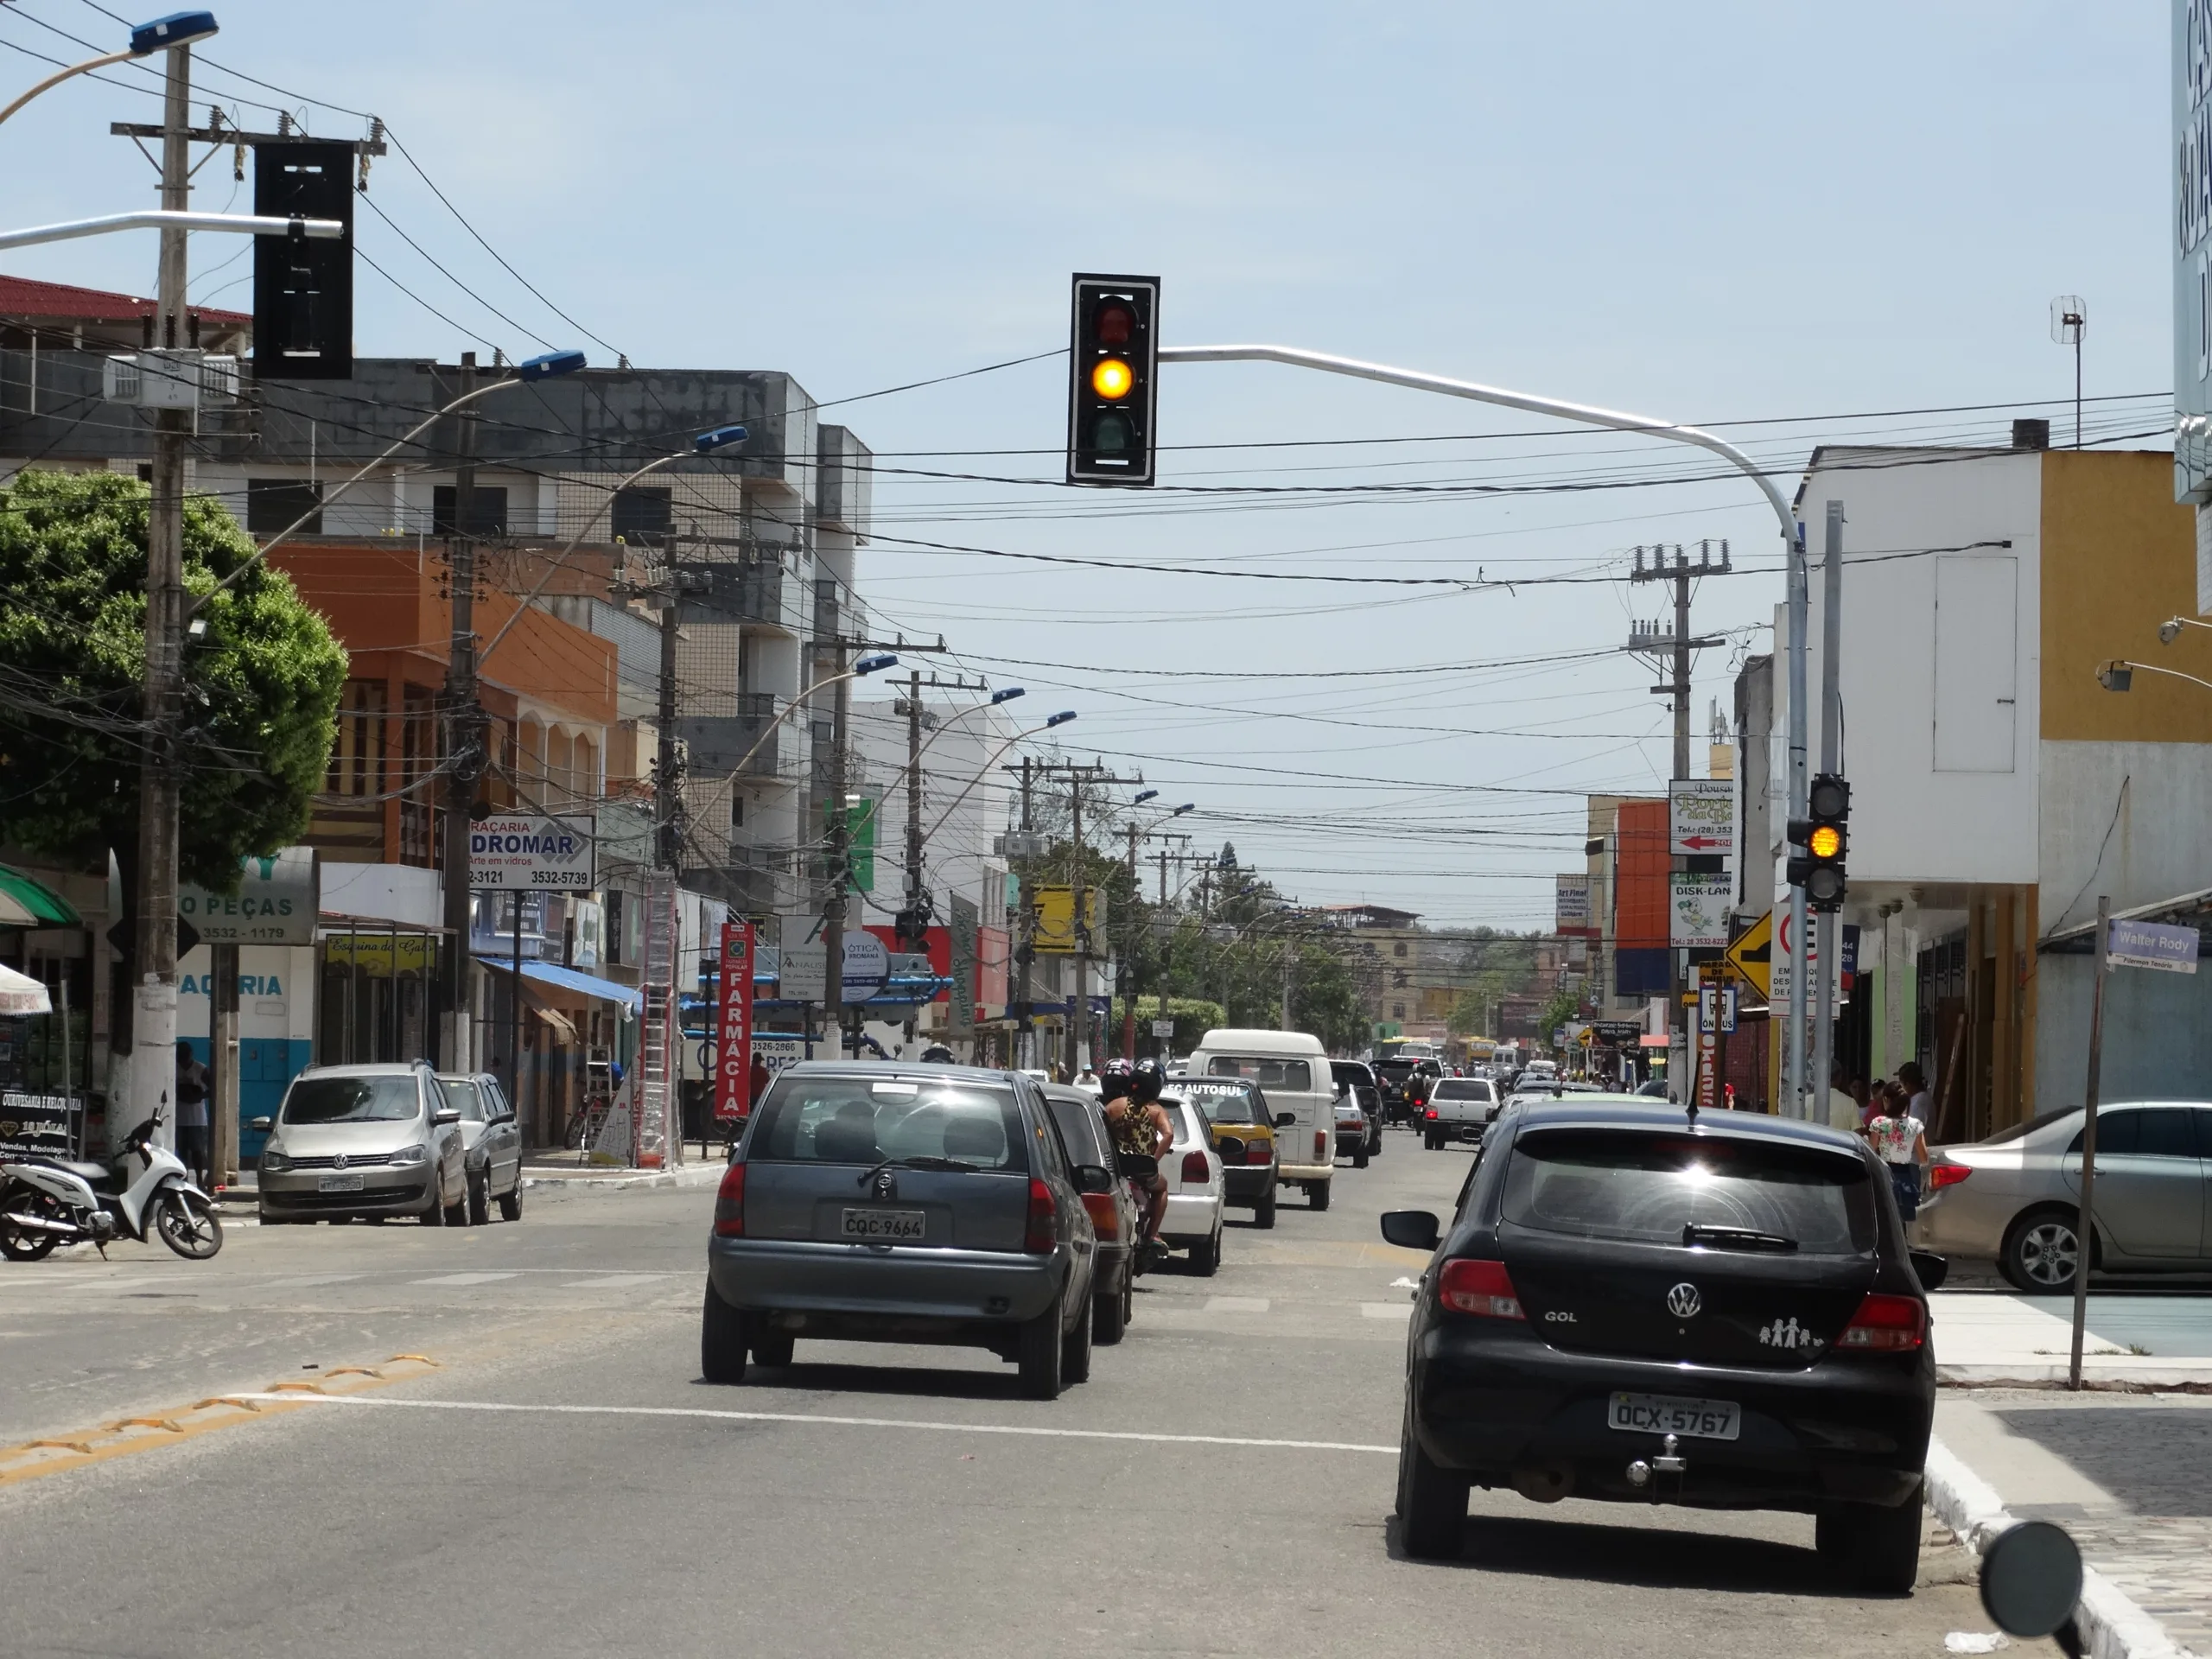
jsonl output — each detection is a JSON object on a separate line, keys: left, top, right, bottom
{"left": 1101, "top": 1060, "right": 1174, "bottom": 1261}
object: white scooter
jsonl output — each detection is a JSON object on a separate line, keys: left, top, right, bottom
{"left": 0, "top": 1104, "right": 223, "bottom": 1261}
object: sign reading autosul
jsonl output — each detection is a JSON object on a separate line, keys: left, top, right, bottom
{"left": 470, "top": 816, "right": 595, "bottom": 891}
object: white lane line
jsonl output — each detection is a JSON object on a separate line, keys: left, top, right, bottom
{"left": 270, "top": 1273, "right": 368, "bottom": 1288}
{"left": 558, "top": 1273, "right": 671, "bottom": 1289}
{"left": 232, "top": 1394, "right": 1396, "bottom": 1454}
{"left": 410, "top": 1272, "right": 523, "bottom": 1287}
{"left": 1202, "top": 1296, "right": 1270, "bottom": 1314}
{"left": 1359, "top": 1302, "right": 1414, "bottom": 1320}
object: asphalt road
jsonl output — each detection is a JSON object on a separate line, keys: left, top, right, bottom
{"left": 0, "top": 1131, "right": 2006, "bottom": 1658}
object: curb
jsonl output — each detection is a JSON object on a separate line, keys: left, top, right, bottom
{"left": 1923, "top": 1435, "right": 2201, "bottom": 1659}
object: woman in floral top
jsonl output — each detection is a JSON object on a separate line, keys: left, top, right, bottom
{"left": 1864, "top": 1082, "right": 1929, "bottom": 1224}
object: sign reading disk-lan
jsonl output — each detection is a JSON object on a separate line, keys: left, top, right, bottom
{"left": 470, "top": 816, "right": 596, "bottom": 890}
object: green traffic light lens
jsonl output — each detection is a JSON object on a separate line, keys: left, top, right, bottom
{"left": 1093, "top": 412, "right": 1132, "bottom": 453}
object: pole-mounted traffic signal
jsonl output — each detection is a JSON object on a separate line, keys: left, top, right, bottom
{"left": 253, "top": 141, "right": 354, "bottom": 379}
{"left": 1066, "top": 273, "right": 1159, "bottom": 486}
{"left": 1786, "top": 772, "right": 1850, "bottom": 912}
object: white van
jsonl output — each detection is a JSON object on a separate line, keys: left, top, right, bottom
{"left": 1182, "top": 1028, "right": 1335, "bottom": 1211}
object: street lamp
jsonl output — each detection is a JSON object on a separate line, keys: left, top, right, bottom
{"left": 2159, "top": 615, "right": 2212, "bottom": 645}
{"left": 0, "top": 10, "right": 218, "bottom": 128}
{"left": 2099, "top": 659, "right": 2212, "bottom": 695}
{"left": 924, "top": 713, "right": 1077, "bottom": 842}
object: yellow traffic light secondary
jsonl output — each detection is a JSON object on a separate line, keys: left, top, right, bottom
{"left": 1090, "top": 357, "right": 1134, "bottom": 399}
{"left": 1808, "top": 824, "right": 1841, "bottom": 860}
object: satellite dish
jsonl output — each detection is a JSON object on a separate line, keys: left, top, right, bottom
{"left": 2050, "top": 295, "right": 2087, "bottom": 345}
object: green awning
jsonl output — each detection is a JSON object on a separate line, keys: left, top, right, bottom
{"left": 0, "top": 866, "right": 80, "bottom": 926}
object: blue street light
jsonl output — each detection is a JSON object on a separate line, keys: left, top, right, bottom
{"left": 130, "top": 11, "right": 218, "bottom": 54}
{"left": 989, "top": 686, "right": 1026, "bottom": 703}
{"left": 856, "top": 654, "right": 899, "bottom": 675}
{"left": 693, "top": 423, "right": 747, "bottom": 453}
{"left": 1046, "top": 710, "right": 1077, "bottom": 728}
{"left": 1172, "top": 803, "right": 1194, "bottom": 816}
{"left": 517, "top": 348, "right": 587, "bottom": 380}
{"left": 1134, "top": 789, "right": 1159, "bottom": 805}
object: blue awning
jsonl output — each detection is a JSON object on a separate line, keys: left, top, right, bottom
{"left": 483, "top": 957, "right": 643, "bottom": 1013}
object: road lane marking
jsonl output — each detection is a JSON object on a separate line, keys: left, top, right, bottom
{"left": 232, "top": 1394, "right": 1398, "bottom": 1455}
{"left": 270, "top": 1274, "right": 367, "bottom": 1288}
{"left": 410, "top": 1272, "right": 522, "bottom": 1287}
{"left": 558, "top": 1273, "right": 671, "bottom": 1289}
{"left": 1359, "top": 1302, "right": 1414, "bottom": 1320}
{"left": 1202, "top": 1297, "right": 1270, "bottom": 1314}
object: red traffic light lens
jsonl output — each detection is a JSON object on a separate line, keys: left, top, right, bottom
{"left": 1095, "top": 302, "right": 1134, "bottom": 346}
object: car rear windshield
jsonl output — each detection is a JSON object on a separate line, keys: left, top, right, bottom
{"left": 1376, "top": 1059, "right": 1415, "bottom": 1080}
{"left": 749, "top": 1077, "right": 1026, "bottom": 1170}
{"left": 1433, "top": 1079, "right": 1494, "bottom": 1101}
{"left": 1206, "top": 1056, "right": 1311, "bottom": 1090}
{"left": 283, "top": 1075, "right": 420, "bottom": 1124}
{"left": 1501, "top": 1128, "right": 1875, "bottom": 1256}
{"left": 1168, "top": 1080, "right": 1263, "bottom": 1123}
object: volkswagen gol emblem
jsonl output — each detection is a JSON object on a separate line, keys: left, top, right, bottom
{"left": 331, "top": 1154, "right": 348, "bottom": 1172}
{"left": 1666, "top": 1282, "right": 1702, "bottom": 1319}
{"left": 872, "top": 1169, "right": 897, "bottom": 1200}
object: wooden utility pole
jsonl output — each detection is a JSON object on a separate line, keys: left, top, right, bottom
{"left": 438, "top": 351, "right": 482, "bottom": 1076}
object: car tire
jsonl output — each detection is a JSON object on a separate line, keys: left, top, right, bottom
{"left": 443, "top": 1178, "right": 471, "bottom": 1228}
{"left": 752, "top": 1330, "right": 795, "bottom": 1368}
{"left": 1353, "top": 1146, "right": 1370, "bottom": 1169}
{"left": 497, "top": 1178, "right": 523, "bottom": 1223}
{"left": 466, "top": 1169, "right": 489, "bottom": 1228}
{"left": 2001, "top": 1207, "right": 2086, "bottom": 1294}
{"left": 702, "top": 1281, "right": 749, "bottom": 1384}
{"left": 1424, "top": 1131, "right": 1440, "bottom": 1151}
{"left": 1821, "top": 1485, "right": 1923, "bottom": 1594}
{"left": 1061, "top": 1287, "right": 1094, "bottom": 1383}
{"left": 1017, "top": 1287, "right": 1065, "bottom": 1400}
{"left": 1094, "top": 1267, "right": 1128, "bottom": 1344}
{"left": 1253, "top": 1185, "right": 1277, "bottom": 1230}
{"left": 421, "top": 1184, "right": 445, "bottom": 1226}
{"left": 1309, "top": 1179, "right": 1331, "bottom": 1212}
{"left": 1189, "top": 1225, "right": 1221, "bottom": 1277}
{"left": 1370, "top": 1128, "right": 1382, "bottom": 1160}
{"left": 1396, "top": 1402, "right": 1468, "bottom": 1560}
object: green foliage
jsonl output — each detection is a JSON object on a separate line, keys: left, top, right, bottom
{"left": 1111, "top": 994, "right": 1227, "bottom": 1060}
{"left": 0, "top": 470, "right": 346, "bottom": 890}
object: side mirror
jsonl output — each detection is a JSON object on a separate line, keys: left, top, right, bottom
{"left": 1073, "top": 1163, "right": 1114, "bottom": 1195}
{"left": 433, "top": 1108, "right": 461, "bottom": 1127}
{"left": 249, "top": 1116, "right": 272, "bottom": 1132}
{"left": 1379, "top": 1210, "right": 1441, "bottom": 1252}
{"left": 1274, "top": 1112, "right": 1297, "bottom": 1129}
{"left": 1979, "top": 1520, "right": 2082, "bottom": 1645}
{"left": 1910, "top": 1249, "right": 1949, "bottom": 1292}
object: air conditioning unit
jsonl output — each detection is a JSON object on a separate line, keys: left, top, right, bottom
{"left": 103, "top": 349, "right": 203, "bottom": 410}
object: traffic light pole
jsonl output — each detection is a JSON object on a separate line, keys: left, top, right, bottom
{"left": 1155, "top": 342, "right": 1814, "bottom": 1115}
{"left": 1811, "top": 502, "right": 1846, "bottom": 1116}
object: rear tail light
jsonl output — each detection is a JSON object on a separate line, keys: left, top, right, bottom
{"left": 713, "top": 1160, "right": 746, "bottom": 1237}
{"left": 1180, "top": 1150, "right": 1211, "bottom": 1183}
{"left": 1437, "top": 1258, "right": 1524, "bottom": 1320}
{"left": 1426, "top": 1108, "right": 1439, "bottom": 1121}
{"left": 1079, "top": 1191, "right": 1119, "bottom": 1239}
{"left": 1928, "top": 1161, "right": 1973, "bottom": 1191}
{"left": 1838, "top": 1293, "right": 1925, "bottom": 1352}
{"left": 1025, "top": 1177, "right": 1057, "bottom": 1253}
{"left": 1313, "top": 1131, "right": 1328, "bottom": 1159}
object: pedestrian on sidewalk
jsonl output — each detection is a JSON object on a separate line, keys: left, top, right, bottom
{"left": 1898, "top": 1060, "right": 1932, "bottom": 1126}
{"left": 1866, "top": 1082, "right": 1929, "bottom": 1226}
{"left": 1824, "top": 1066, "right": 1859, "bottom": 1134}
{"left": 173, "top": 1040, "right": 211, "bottom": 1190}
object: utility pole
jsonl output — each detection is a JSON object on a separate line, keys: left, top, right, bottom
{"left": 1026, "top": 761, "right": 1141, "bottom": 1075}
{"left": 438, "top": 352, "right": 481, "bottom": 1076}
{"left": 1811, "top": 503, "right": 1845, "bottom": 1112}
{"left": 124, "top": 41, "right": 196, "bottom": 1141}
{"left": 1628, "top": 541, "right": 1729, "bottom": 1102}
{"left": 1010, "top": 757, "right": 1036, "bottom": 1070}
{"left": 895, "top": 670, "right": 987, "bottom": 1046}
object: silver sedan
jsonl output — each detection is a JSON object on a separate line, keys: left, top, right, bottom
{"left": 1921, "top": 1101, "right": 2212, "bottom": 1292}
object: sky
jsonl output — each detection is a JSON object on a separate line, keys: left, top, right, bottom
{"left": 0, "top": 1, "right": 2177, "bottom": 930}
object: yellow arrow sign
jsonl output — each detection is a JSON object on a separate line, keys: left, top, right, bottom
{"left": 1723, "top": 910, "right": 1772, "bottom": 999}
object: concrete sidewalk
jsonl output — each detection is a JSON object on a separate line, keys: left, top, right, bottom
{"left": 213, "top": 1159, "right": 727, "bottom": 1203}
{"left": 1932, "top": 1291, "right": 2212, "bottom": 1386}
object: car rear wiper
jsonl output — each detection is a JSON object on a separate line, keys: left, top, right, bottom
{"left": 1682, "top": 1223, "right": 1799, "bottom": 1253}
{"left": 855, "top": 1155, "right": 980, "bottom": 1186}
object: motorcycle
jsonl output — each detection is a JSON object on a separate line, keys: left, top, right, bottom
{"left": 0, "top": 1106, "right": 223, "bottom": 1262}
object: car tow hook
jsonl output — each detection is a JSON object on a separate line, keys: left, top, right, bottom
{"left": 1626, "top": 1433, "right": 1688, "bottom": 1500}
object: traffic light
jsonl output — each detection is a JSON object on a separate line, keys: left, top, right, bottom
{"left": 1786, "top": 772, "right": 1850, "bottom": 912}
{"left": 253, "top": 141, "right": 354, "bottom": 379}
{"left": 1066, "top": 273, "right": 1159, "bottom": 486}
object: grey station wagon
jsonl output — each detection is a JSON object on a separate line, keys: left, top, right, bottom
{"left": 702, "top": 1063, "right": 1104, "bottom": 1399}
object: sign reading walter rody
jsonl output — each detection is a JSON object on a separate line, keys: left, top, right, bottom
{"left": 469, "top": 816, "right": 595, "bottom": 890}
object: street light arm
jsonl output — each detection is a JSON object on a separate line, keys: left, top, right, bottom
{"left": 847, "top": 697, "right": 1009, "bottom": 843}
{"left": 926, "top": 723, "right": 1059, "bottom": 842}
{"left": 0, "top": 48, "right": 136, "bottom": 127}
{"left": 0, "top": 209, "right": 344, "bottom": 253}
{"left": 2113, "top": 660, "right": 2212, "bottom": 694}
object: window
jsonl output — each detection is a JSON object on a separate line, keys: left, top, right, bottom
{"left": 2068, "top": 1109, "right": 2200, "bottom": 1159}
{"left": 1392, "top": 941, "right": 1408, "bottom": 957}
{"left": 611, "top": 485, "right": 672, "bottom": 548}
{"left": 1165, "top": 1079, "right": 1262, "bottom": 1123}
{"left": 247, "top": 477, "right": 322, "bottom": 535}
{"left": 748, "top": 1076, "right": 1024, "bottom": 1169}
{"left": 325, "top": 681, "right": 386, "bottom": 798}
{"left": 431, "top": 484, "right": 508, "bottom": 537}
{"left": 1205, "top": 1056, "right": 1311, "bottom": 1091}
{"left": 439, "top": 1078, "right": 486, "bottom": 1122}
{"left": 1391, "top": 1003, "right": 1405, "bottom": 1021}
{"left": 282, "top": 1074, "right": 420, "bottom": 1124}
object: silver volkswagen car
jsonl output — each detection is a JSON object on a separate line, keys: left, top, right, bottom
{"left": 1923, "top": 1101, "right": 2212, "bottom": 1291}
{"left": 702, "top": 1062, "right": 1103, "bottom": 1399}
{"left": 254, "top": 1062, "right": 468, "bottom": 1226}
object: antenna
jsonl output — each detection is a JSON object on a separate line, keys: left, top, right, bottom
{"left": 2050, "top": 296, "right": 2086, "bottom": 449}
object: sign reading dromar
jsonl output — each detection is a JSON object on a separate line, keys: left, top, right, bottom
{"left": 469, "top": 815, "right": 597, "bottom": 891}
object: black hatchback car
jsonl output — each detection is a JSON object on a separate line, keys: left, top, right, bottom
{"left": 1381, "top": 1100, "right": 1943, "bottom": 1592}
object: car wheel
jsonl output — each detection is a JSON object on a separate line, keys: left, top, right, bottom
{"left": 443, "top": 1177, "right": 471, "bottom": 1228}
{"left": 466, "top": 1169, "right": 489, "bottom": 1227}
{"left": 1253, "top": 1185, "right": 1277, "bottom": 1230}
{"left": 497, "top": 1177, "right": 523, "bottom": 1223}
{"left": 1353, "top": 1145, "right": 1370, "bottom": 1169}
{"left": 752, "top": 1330, "right": 795, "bottom": 1368}
{"left": 1189, "top": 1225, "right": 1221, "bottom": 1277}
{"left": 1093, "top": 1262, "right": 1128, "bottom": 1344}
{"left": 1309, "top": 1179, "right": 1331, "bottom": 1212}
{"left": 1820, "top": 1485, "right": 1923, "bottom": 1594}
{"left": 421, "top": 1183, "right": 446, "bottom": 1226}
{"left": 701, "top": 1281, "right": 749, "bottom": 1384}
{"left": 2001, "top": 1208, "right": 2085, "bottom": 1294}
{"left": 1370, "top": 1128, "right": 1382, "bottom": 1160}
{"left": 1396, "top": 1401, "right": 1468, "bottom": 1560}
{"left": 1061, "top": 1287, "right": 1094, "bottom": 1383}
{"left": 1017, "top": 1287, "right": 1065, "bottom": 1400}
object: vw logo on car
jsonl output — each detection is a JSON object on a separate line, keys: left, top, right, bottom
{"left": 1665, "top": 1282, "right": 1702, "bottom": 1319}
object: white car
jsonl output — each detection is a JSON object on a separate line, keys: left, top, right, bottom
{"left": 1154, "top": 1093, "right": 1226, "bottom": 1276}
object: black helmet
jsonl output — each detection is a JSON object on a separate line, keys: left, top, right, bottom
{"left": 919, "top": 1044, "right": 955, "bottom": 1063}
{"left": 1103, "top": 1058, "right": 1135, "bottom": 1080}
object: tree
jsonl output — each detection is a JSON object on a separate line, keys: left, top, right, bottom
{"left": 0, "top": 470, "right": 346, "bottom": 891}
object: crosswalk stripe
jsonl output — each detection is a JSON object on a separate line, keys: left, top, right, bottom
{"left": 409, "top": 1272, "right": 522, "bottom": 1287}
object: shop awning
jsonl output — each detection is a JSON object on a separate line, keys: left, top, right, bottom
{"left": 482, "top": 957, "right": 643, "bottom": 1012}
{"left": 0, "top": 962, "right": 52, "bottom": 1014}
{"left": 0, "top": 866, "right": 79, "bottom": 927}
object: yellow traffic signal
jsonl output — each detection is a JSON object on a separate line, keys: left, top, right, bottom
{"left": 1808, "top": 824, "right": 1841, "bottom": 860}
{"left": 1067, "top": 274, "right": 1160, "bottom": 486}
{"left": 1090, "top": 357, "right": 1134, "bottom": 399}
